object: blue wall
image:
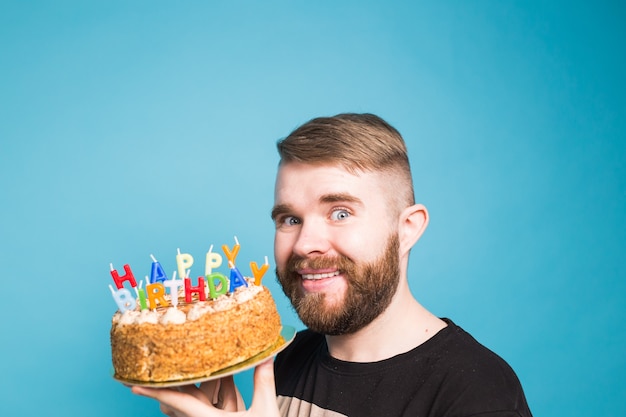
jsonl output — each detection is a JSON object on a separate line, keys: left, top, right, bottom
{"left": 1, "top": 1, "right": 624, "bottom": 416}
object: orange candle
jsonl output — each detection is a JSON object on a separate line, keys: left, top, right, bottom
{"left": 222, "top": 236, "right": 240, "bottom": 266}
{"left": 250, "top": 256, "right": 270, "bottom": 285}
{"left": 146, "top": 283, "right": 169, "bottom": 310}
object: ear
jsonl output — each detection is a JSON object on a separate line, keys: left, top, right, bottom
{"left": 398, "top": 204, "right": 429, "bottom": 255}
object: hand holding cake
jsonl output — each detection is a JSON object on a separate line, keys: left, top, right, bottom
{"left": 132, "top": 359, "right": 280, "bottom": 417}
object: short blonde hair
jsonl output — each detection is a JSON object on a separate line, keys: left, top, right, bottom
{"left": 277, "top": 113, "right": 415, "bottom": 208}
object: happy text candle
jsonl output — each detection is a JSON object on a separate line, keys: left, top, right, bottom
{"left": 205, "top": 245, "right": 223, "bottom": 276}
{"left": 110, "top": 263, "right": 137, "bottom": 289}
{"left": 149, "top": 254, "right": 168, "bottom": 284}
{"left": 176, "top": 249, "right": 194, "bottom": 280}
{"left": 222, "top": 236, "right": 240, "bottom": 266}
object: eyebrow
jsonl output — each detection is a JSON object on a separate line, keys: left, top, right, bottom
{"left": 319, "top": 192, "right": 363, "bottom": 206}
{"left": 270, "top": 193, "right": 363, "bottom": 221}
{"left": 271, "top": 204, "right": 291, "bottom": 221}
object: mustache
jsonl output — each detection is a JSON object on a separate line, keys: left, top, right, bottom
{"left": 286, "top": 254, "right": 355, "bottom": 272}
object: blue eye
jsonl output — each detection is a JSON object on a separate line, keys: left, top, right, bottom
{"left": 330, "top": 209, "right": 350, "bottom": 221}
{"left": 282, "top": 216, "right": 301, "bottom": 226}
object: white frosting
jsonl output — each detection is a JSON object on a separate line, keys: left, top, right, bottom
{"left": 160, "top": 307, "right": 186, "bottom": 325}
{"left": 117, "top": 310, "right": 140, "bottom": 325}
{"left": 113, "top": 280, "right": 263, "bottom": 326}
{"left": 137, "top": 310, "right": 159, "bottom": 324}
{"left": 187, "top": 302, "right": 215, "bottom": 321}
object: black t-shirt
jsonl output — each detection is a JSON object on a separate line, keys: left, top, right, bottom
{"left": 275, "top": 318, "right": 532, "bottom": 417}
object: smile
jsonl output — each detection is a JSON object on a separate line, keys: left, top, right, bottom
{"left": 301, "top": 271, "right": 341, "bottom": 280}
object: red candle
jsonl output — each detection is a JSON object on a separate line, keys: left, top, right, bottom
{"left": 110, "top": 263, "right": 137, "bottom": 289}
{"left": 184, "top": 277, "right": 207, "bottom": 303}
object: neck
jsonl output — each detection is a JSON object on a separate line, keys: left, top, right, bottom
{"left": 325, "top": 280, "right": 446, "bottom": 362}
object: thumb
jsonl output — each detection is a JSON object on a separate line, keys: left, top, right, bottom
{"left": 249, "top": 359, "right": 280, "bottom": 415}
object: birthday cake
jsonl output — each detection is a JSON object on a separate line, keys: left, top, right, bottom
{"left": 109, "top": 239, "right": 282, "bottom": 383}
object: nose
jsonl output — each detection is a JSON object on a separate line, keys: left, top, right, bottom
{"left": 292, "top": 219, "right": 331, "bottom": 258}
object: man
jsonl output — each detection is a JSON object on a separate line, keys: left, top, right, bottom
{"left": 133, "top": 113, "right": 533, "bottom": 416}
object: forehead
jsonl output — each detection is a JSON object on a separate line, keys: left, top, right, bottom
{"left": 274, "top": 162, "right": 388, "bottom": 206}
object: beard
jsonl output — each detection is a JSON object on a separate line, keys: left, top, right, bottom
{"left": 276, "top": 233, "right": 400, "bottom": 336}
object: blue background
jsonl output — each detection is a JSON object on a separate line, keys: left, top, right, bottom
{"left": 1, "top": 1, "right": 624, "bottom": 416}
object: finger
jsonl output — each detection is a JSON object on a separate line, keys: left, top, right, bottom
{"left": 198, "top": 379, "right": 221, "bottom": 404}
{"left": 131, "top": 386, "right": 215, "bottom": 417}
{"left": 249, "top": 359, "right": 280, "bottom": 414}
{"left": 177, "top": 384, "right": 213, "bottom": 406}
{"left": 218, "top": 376, "right": 243, "bottom": 411}
{"left": 160, "top": 403, "right": 178, "bottom": 417}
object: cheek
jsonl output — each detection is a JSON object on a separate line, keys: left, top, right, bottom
{"left": 332, "top": 229, "right": 382, "bottom": 262}
{"left": 273, "top": 232, "right": 292, "bottom": 267}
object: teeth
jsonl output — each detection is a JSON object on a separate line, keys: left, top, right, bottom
{"left": 301, "top": 271, "right": 340, "bottom": 280}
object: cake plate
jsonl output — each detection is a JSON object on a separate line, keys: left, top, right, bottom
{"left": 113, "top": 325, "right": 296, "bottom": 388}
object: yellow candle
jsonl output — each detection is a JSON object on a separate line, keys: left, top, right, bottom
{"left": 176, "top": 248, "right": 194, "bottom": 279}
{"left": 205, "top": 245, "right": 223, "bottom": 276}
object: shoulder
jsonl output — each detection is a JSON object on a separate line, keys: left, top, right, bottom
{"left": 434, "top": 319, "right": 518, "bottom": 379}
{"left": 424, "top": 319, "right": 532, "bottom": 416}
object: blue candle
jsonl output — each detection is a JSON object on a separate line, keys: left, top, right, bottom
{"left": 149, "top": 254, "right": 168, "bottom": 284}
{"left": 109, "top": 285, "right": 137, "bottom": 313}
{"left": 229, "top": 262, "right": 248, "bottom": 293}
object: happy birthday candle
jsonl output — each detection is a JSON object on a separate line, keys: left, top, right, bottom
{"left": 163, "top": 271, "right": 184, "bottom": 308}
{"left": 150, "top": 254, "right": 168, "bottom": 284}
{"left": 138, "top": 280, "right": 148, "bottom": 311}
{"left": 250, "top": 256, "right": 270, "bottom": 285}
{"left": 228, "top": 260, "right": 248, "bottom": 292}
{"left": 222, "top": 236, "right": 240, "bottom": 266}
{"left": 206, "top": 272, "right": 228, "bottom": 299}
{"left": 110, "top": 263, "right": 137, "bottom": 289}
{"left": 205, "top": 245, "right": 223, "bottom": 276}
{"left": 184, "top": 276, "right": 207, "bottom": 303}
{"left": 109, "top": 285, "right": 136, "bottom": 313}
{"left": 176, "top": 249, "right": 194, "bottom": 280}
{"left": 146, "top": 283, "right": 169, "bottom": 310}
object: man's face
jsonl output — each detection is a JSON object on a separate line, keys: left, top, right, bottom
{"left": 272, "top": 162, "right": 401, "bottom": 335}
